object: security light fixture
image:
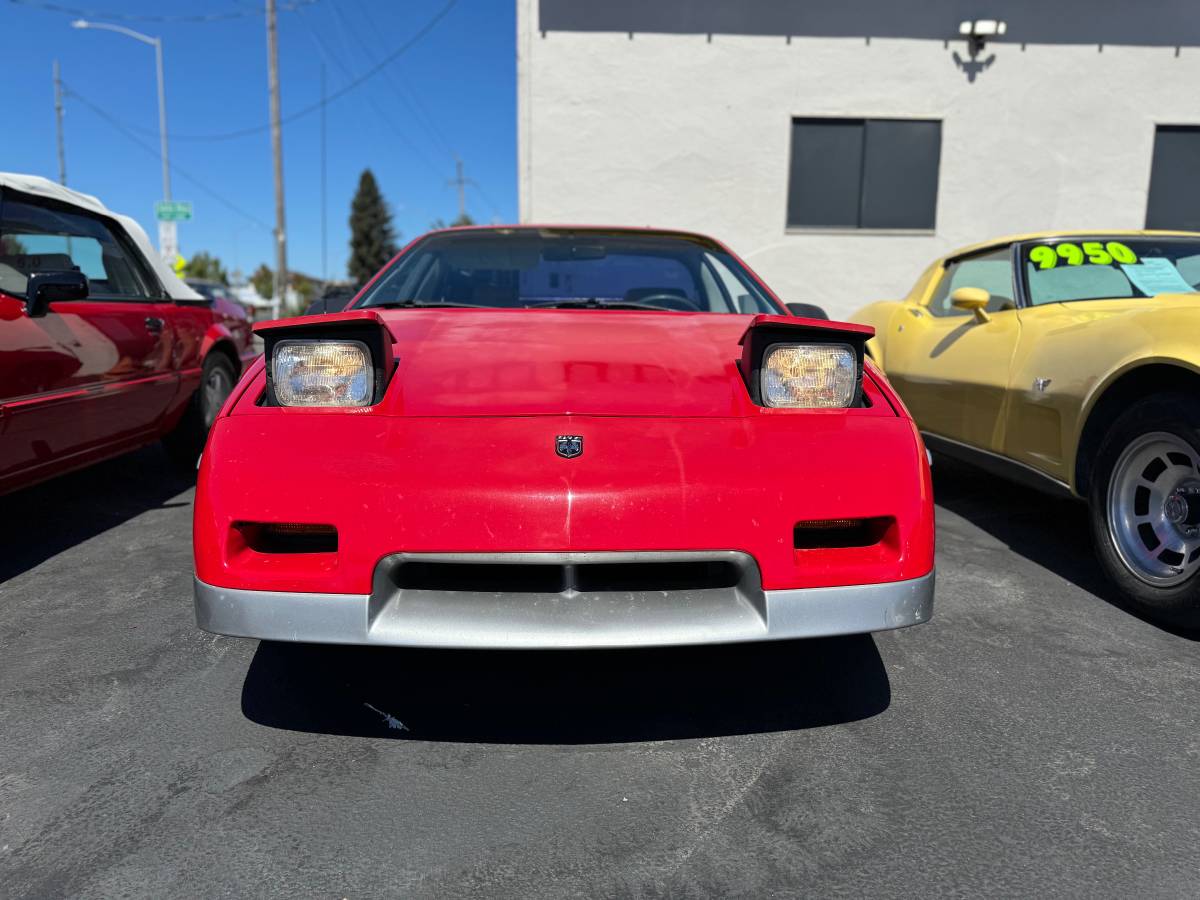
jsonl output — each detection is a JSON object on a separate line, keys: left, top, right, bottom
{"left": 959, "top": 19, "right": 1007, "bottom": 55}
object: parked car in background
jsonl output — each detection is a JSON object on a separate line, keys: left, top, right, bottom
{"left": 187, "top": 278, "right": 251, "bottom": 322}
{"left": 302, "top": 283, "right": 358, "bottom": 316}
{"left": 0, "top": 174, "right": 257, "bottom": 495}
{"left": 193, "top": 226, "right": 934, "bottom": 651}
{"left": 852, "top": 230, "right": 1200, "bottom": 627}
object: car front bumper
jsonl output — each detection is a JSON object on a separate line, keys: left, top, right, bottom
{"left": 194, "top": 551, "right": 934, "bottom": 649}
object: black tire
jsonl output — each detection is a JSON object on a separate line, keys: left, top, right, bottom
{"left": 163, "top": 352, "right": 237, "bottom": 472}
{"left": 1089, "top": 392, "right": 1200, "bottom": 629}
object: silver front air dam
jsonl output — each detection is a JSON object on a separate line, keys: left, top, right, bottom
{"left": 194, "top": 551, "right": 933, "bottom": 649}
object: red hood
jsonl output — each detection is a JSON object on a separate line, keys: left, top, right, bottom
{"left": 379, "top": 309, "right": 755, "bottom": 417}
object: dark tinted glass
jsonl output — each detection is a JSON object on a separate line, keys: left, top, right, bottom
{"left": 355, "top": 231, "right": 780, "bottom": 314}
{"left": 787, "top": 119, "right": 863, "bottom": 228}
{"left": 1146, "top": 126, "right": 1200, "bottom": 231}
{"left": 861, "top": 119, "right": 941, "bottom": 229}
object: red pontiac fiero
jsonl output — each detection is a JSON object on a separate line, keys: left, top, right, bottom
{"left": 193, "top": 227, "right": 934, "bottom": 648}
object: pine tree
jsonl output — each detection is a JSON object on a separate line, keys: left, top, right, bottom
{"left": 348, "top": 169, "right": 398, "bottom": 287}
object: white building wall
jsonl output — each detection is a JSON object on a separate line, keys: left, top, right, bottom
{"left": 517, "top": 0, "right": 1200, "bottom": 319}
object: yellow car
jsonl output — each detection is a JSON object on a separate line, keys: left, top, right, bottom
{"left": 850, "top": 230, "right": 1200, "bottom": 627}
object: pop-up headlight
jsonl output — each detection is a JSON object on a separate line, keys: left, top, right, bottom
{"left": 272, "top": 340, "right": 374, "bottom": 407}
{"left": 762, "top": 343, "right": 856, "bottom": 408}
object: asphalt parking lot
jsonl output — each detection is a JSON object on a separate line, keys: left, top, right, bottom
{"left": 2, "top": 449, "right": 1198, "bottom": 898}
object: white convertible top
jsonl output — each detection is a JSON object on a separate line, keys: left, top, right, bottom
{"left": 0, "top": 172, "right": 202, "bottom": 300}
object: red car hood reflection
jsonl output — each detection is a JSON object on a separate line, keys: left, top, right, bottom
{"left": 379, "top": 308, "right": 756, "bottom": 417}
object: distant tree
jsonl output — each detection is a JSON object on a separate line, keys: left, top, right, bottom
{"left": 1, "top": 235, "right": 28, "bottom": 255}
{"left": 185, "top": 251, "right": 228, "bottom": 284}
{"left": 348, "top": 169, "right": 398, "bottom": 287}
{"left": 250, "top": 264, "right": 274, "bottom": 299}
{"left": 291, "top": 273, "right": 318, "bottom": 306}
{"left": 430, "top": 212, "right": 476, "bottom": 229}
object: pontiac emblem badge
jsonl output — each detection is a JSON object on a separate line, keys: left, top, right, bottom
{"left": 555, "top": 435, "right": 583, "bottom": 459}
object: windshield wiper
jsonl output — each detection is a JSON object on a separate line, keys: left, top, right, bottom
{"left": 367, "top": 299, "right": 494, "bottom": 309}
{"left": 526, "top": 298, "right": 679, "bottom": 311}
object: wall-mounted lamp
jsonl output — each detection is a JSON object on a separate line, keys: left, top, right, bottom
{"left": 959, "top": 19, "right": 1008, "bottom": 56}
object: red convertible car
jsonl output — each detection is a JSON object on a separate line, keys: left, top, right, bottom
{"left": 194, "top": 226, "right": 934, "bottom": 648}
{"left": 0, "top": 175, "right": 255, "bottom": 495}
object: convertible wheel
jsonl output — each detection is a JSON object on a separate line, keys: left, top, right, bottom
{"left": 1090, "top": 393, "right": 1200, "bottom": 628}
{"left": 164, "top": 353, "right": 237, "bottom": 472}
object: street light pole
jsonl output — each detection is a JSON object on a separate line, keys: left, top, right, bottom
{"left": 71, "top": 19, "right": 174, "bottom": 257}
{"left": 53, "top": 59, "right": 67, "bottom": 186}
{"left": 153, "top": 36, "right": 170, "bottom": 203}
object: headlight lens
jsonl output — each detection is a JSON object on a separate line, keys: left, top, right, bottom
{"left": 272, "top": 340, "right": 374, "bottom": 407}
{"left": 762, "top": 343, "right": 856, "bottom": 408}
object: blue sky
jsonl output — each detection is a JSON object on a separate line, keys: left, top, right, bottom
{"left": 4, "top": 0, "right": 516, "bottom": 281}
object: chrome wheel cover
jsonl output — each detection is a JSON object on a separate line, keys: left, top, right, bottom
{"left": 202, "top": 365, "right": 233, "bottom": 428}
{"left": 1107, "top": 431, "right": 1200, "bottom": 587}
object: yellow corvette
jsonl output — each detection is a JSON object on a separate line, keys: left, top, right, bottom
{"left": 850, "top": 230, "right": 1200, "bottom": 627}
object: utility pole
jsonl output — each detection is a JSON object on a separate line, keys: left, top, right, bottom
{"left": 448, "top": 156, "right": 469, "bottom": 222}
{"left": 53, "top": 60, "right": 67, "bottom": 185}
{"left": 266, "top": 0, "right": 288, "bottom": 315}
{"left": 320, "top": 62, "right": 327, "bottom": 283}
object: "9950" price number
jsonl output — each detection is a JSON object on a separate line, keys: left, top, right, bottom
{"left": 1028, "top": 241, "right": 1139, "bottom": 269}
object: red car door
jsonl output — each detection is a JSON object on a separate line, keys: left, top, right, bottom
{"left": 0, "top": 191, "right": 178, "bottom": 487}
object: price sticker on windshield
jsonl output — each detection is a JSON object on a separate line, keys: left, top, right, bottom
{"left": 1028, "top": 241, "right": 1139, "bottom": 270}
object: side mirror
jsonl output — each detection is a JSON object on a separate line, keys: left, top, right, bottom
{"left": 786, "top": 302, "right": 830, "bottom": 320}
{"left": 950, "top": 286, "right": 991, "bottom": 323}
{"left": 26, "top": 270, "right": 88, "bottom": 318}
{"left": 304, "top": 295, "right": 344, "bottom": 316}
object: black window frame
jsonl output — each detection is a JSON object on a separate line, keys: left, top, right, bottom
{"left": 785, "top": 117, "right": 942, "bottom": 232}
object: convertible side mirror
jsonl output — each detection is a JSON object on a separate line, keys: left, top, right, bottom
{"left": 950, "top": 287, "right": 991, "bottom": 323}
{"left": 26, "top": 270, "right": 88, "bottom": 318}
{"left": 786, "top": 302, "right": 830, "bottom": 320}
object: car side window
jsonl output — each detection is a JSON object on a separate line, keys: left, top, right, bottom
{"left": 926, "top": 247, "right": 1015, "bottom": 317}
{"left": 0, "top": 194, "right": 155, "bottom": 301}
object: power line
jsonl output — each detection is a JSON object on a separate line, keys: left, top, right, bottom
{"left": 330, "top": 2, "right": 502, "bottom": 224}
{"left": 105, "top": 0, "right": 459, "bottom": 143}
{"left": 62, "top": 82, "right": 274, "bottom": 232}
{"left": 470, "top": 181, "right": 504, "bottom": 219}
{"left": 9, "top": 0, "right": 319, "bottom": 23}
{"left": 293, "top": 2, "right": 447, "bottom": 180}
{"left": 342, "top": 0, "right": 457, "bottom": 160}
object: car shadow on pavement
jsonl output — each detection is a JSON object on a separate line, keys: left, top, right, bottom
{"left": 240, "top": 634, "right": 891, "bottom": 743}
{"left": 0, "top": 446, "right": 193, "bottom": 583}
{"left": 932, "top": 454, "right": 1198, "bottom": 639}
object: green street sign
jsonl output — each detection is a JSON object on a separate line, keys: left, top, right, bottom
{"left": 155, "top": 200, "right": 193, "bottom": 222}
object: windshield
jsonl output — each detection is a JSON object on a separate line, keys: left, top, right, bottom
{"left": 354, "top": 230, "right": 781, "bottom": 314}
{"left": 1023, "top": 237, "right": 1200, "bottom": 305}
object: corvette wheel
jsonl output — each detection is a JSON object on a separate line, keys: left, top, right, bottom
{"left": 1090, "top": 393, "right": 1200, "bottom": 628}
{"left": 164, "top": 353, "right": 237, "bottom": 472}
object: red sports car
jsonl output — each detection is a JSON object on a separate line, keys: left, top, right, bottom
{"left": 194, "top": 227, "right": 934, "bottom": 648}
{"left": 0, "top": 175, "right": 255, "bottom": 494}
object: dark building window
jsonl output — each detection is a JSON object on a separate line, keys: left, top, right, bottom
{"left": 1146, "top": 126, "right": 1200, "bottom": 231}
{"left": 786, "top": 118, "right": 941, "bottom": 230}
